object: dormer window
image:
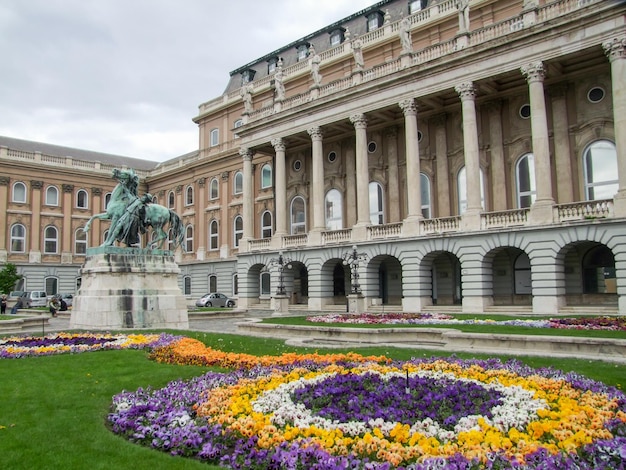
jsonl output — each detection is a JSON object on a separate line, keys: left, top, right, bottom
{"left": 409, "top": 0, "right": 427, "bottom": 14}
{"left": 329, "top": 28, "right": 345, "bottom": 46}
{"left": 267, "top": 57, "right": 279, "bottom": 74}
{"left": 366, "top": 11, "right": 384, "bottom": 32}
{"left": 241, "top": 69, "right": 256, "bottom": 85}
{"left": 296, "top": 43, "right": 310, "bottom": 62}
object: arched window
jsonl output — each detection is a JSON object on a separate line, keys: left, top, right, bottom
{"left": 582, "top": 245, "right": 615, "bottom": 294}
{"left": 104, "top": 192, "right": 112, "bottom": 209}
{"left": 12, "top": 182, "right": 26, "bottom": 203}
{"left": 44, "top": 226, "right": 58, "bottom": 254}
{"left": 185, "top": 225, "right": 194, "bottom": 252}
{"left": 209, "top": 220, "right": 219, "bottom": 250}
{"left": 167, "top": 191, "right": 175, "bottom": 209}
{"left": 261, "top": 211, "right": 273, "bottom": 238}
{"left": 325, "top": 189, "right": 343, "bottom": 230}
{"left": 210, "top": 128, "right": 219, "bottom": 147}
{"left": 233, "top": 215, "right": 243, "bottom": 247}
{"left": 421, "top": 173, "right": 432, "bottom": 218}
{"left": 516, "top": 153, "right": 536, "bottom": 208}
{"left": 45, "top": 276, "right": 58, "bottom": 296}
{"left": 185, "top": 186, "right": 194, "bottom": 206}
{"left": 209, "top": 178, "right": 219, "bottom": 200}
{"left": 234, "top": 171, "right": 243, "bottom": 195}
{"left": 75, "top": 228, "right": 87, "bottom": 255}
{"left": 457, "top": 166, "right": 485, "bottom": 214}
{"left": 183, "top": 276, "right": 192, "bottom": 296}
{"left": 583, "top": 140, "right": 618, "bottom": 200}
{"left": 232, "top": 273, "right": 239, "bottom": 295}
{"left": 45, "top": 186, "right": 59, "bottom": 206}
{"left": 260, "top": 271, "right": 271, "bottom": 295}
{"left": 208, "top": 274, "right": 218, "bottom": 293}
{"left": 10, "top": 224, "right": 26, "bottom": 252}
{"left": 151, "top": 195, "right": 158, "bottom": 204}
{"left": 369, "top": 182, "right": 384, "bottom": 225}
{"left": 290, "top": 196, "right": 306, "bottom": 234}
{"left": 261, "top": 164, "right": 272, "bottom": 189}
{"left": 76, "top": 189, "right": 88, "bottom": 209}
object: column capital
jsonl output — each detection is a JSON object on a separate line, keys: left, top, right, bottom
{"left": 399, "top": 98, "right": 418, "bottom": 116}
{"left": 271, "top": 137, "right": 286, "bottom": 152}
{"left": 197, "top": 177, "right": 206, "bottom": 187}
{"left": 239, "top": 147, "right": 253, "bottom": 161}
{"left": 482, "top": 100, "right": 502, "bottom": 113}
{"left": 221, "top": 171, "right": 230, "bottom": 181}
{"left": 175, "top": 185, "right": 183, "bottom": 194}
{"left": 603, "top": 36, "right": 626, "bottom": 62}
{"left": 307, "top": 127, "right": 323, "bottom": 140}
{"left": 349, "top": 113, "right": 367, "bottom": 129}
{"left": 430, "top": 113, "right": 447, "bottom": 127}
{"left": 91, "top": 187, "right": 102, "bottom": 196}
{"left": 62, "top": 184, "right": 74, "bottom": 193}
{"left": 385, "top": 125, "right": 399, "bottom": 139}
{"left": 455, "top": 82, "right": 475, "bottom": 101}
{"left": 548, "top": 83, "right": 568, "bottom": 99}
{"left": 521, "top": 61, "right": 546, "bottom": 83}
{"left": 31, "top": 180, "right": 44, "bottom": 190}
{"left": 0, "top": 176, "right": 9, "bottom": 186}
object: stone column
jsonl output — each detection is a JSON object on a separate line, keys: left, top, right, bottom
{"left": 455, "top": 82, "right": 482, "bottom": 228}
{"left": 603, "top": 36, "right": 626, "bottom": 217}
{"left": 0, "top": 177, "right": 8, "bottom": 262}
{"left": 485, "top": 101, "right": 507, "bottom": 211}
{"left": 220, "top": 172, "right": 230, "bottom": 258}
{"left": 385, "top": 127, "right": 400, "bottom": 222}
{"left": 29, "top": 180, "right": 43, "bottom": 263}
{"left": 549, "top": 85, "right": 574, "bottom": 203}
{"left": 399, "top": 99, "right": 422, "bottom": 223}
{"left": 350, "top": 114, "right": 370, "bottom": 228}
{"left": 239, "top": 148, "right": 254, "bottom": 252}
{"left": 345, "top": 144, "right": 357, "bottom": 228}
{"left": 307, "top": 127, "right": 325, "bottom": 231}
{"left": 521, "top": 61, "right": 555, "bottom": 224}
{"left": 433, "top": 114, "right": 451, "bottom": 217}
{"left": 271, "top": 138, "right": 287, "bottom": 237}
{"left": 196, "top": 178, "right": 206, "bottom": 260}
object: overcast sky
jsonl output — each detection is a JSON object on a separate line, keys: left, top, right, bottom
{"left": 0, "top": 0, "right": 376, "bottom": 162}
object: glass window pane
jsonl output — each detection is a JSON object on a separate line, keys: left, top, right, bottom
{"left": 585, "top": 140, "right": 618, "bottom": 200}
{"left": 325, "top": 189, "right": 343, "bottom": 230}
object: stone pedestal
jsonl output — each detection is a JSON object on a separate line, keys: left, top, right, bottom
{"left": 347, "top": 293, "right": 366, "bottom": 314}
{"left": 271, "top": 294, "right": 290, "bottom": 316}
{"left": 70, "top": 247, "right": 189, "bottom": 330}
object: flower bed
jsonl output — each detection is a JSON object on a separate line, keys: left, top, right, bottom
{"left": 0, "top": 332, "right": 181, "bottom": 358}
{"left": 306, "top": 313, "right": 626, "bottom": 331}
{"left": 109, "top": 338, "right": 626, "bottom": 469}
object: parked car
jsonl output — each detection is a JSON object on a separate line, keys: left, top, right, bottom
{"left": 20, "top": 291, "right": 49, "bottom": 308}
{"left": 195, "top": 293, "right": 235, "bottom": 308}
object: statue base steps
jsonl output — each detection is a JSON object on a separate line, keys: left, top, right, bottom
{"left": 70, "top": 248, "right": 189, "bottom": 330}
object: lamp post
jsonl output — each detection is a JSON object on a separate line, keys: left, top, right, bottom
{"left": 268, "top": 251, "right": 292, "bottom": 296}
{"left": 342, "top": 245, "right": 367, "bottom": 294}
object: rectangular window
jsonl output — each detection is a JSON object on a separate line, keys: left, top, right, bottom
{"left": 210, "top": 128, "right": 219, "bottom": 147}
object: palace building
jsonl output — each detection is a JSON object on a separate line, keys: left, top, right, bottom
{"left": 2, "top": 0, "right": 626, "bottom": 314}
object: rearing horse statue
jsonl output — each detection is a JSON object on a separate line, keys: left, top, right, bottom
{"left": 84, "top": 168, "right": 185, "bottom": 251}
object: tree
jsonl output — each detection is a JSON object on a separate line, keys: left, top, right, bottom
{"left": 0, "top": 263, "right": 22, "bottom": 295}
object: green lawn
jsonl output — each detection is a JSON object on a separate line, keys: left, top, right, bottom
{"left": 0, "top": 330, "right": 624, "bottom": 469}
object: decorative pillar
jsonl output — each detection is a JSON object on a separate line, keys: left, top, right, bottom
{"left": 385, "top": 127, "right": 401, "bottom": 223}
{"left": 345, "top": 144, "right": 357, "bottom": 228}
{"left": 271, "top": 138, "right": 287, "bottom": 237}
{"left": 350, "top": 114, "right": 370, "bottom": 229}
{"left": 239, "top": 148, "right": 254, "bottom": 252}
{"left": 548, "top": 85, "right": 574, "bottom": 203}
{"left": 485, "top": 101, "right": 507, "bottom": 211}
{"left": 399, "top": 99, "right": 422, "bottom": 225}
{"left": 196, "top": 178, "right": 206, "bottom": 260}
{"left": 307, "top": 127, "right": 325, "bottom": 231}
{"left": 521, "top": 61, "right": 555, "bottom": 224}
{"left": 0, "top": 176, "right": 9, "bottom": 262}
{"left": 603, "top": 36, "right": 626, "bottom": 217}
{"left": 433, "top": 114, "right": 451, "bottom": 217}
{"left": 455, "top": 82, "right": 482, "bottom": 228}
{"left": 220, "top": 171, "right": 230, "bottom": 258}
{"left": 29, "top": 180, "right": 43, "bottom": 263}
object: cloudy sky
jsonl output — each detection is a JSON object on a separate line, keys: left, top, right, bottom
{"left": 0, "top": 0, "right": 376, "bottom": 162}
